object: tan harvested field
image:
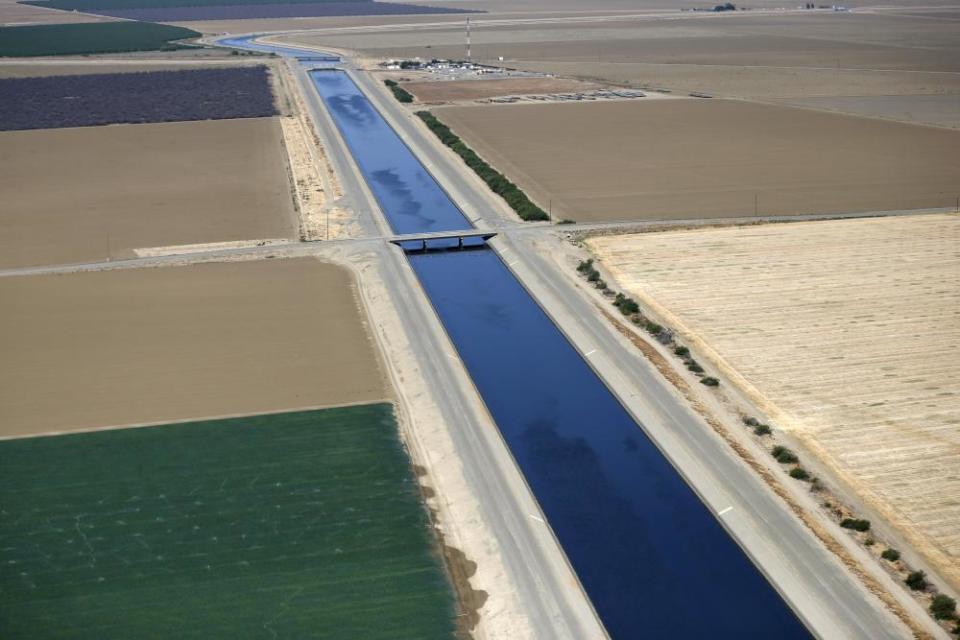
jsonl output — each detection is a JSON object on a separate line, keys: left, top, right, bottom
{"left": 0, "top": 258, "right": 386, "bottom": 438}
{"left": 403, "top": 77, "right": 600, "bottom": 103}
{"left": 0, "top": 117, "right": 297, "bottom": 269}
{"left": 587, "top": 214, "right": 960, "bottom": 591}
{"left": 437, "top": 99, "right": 960, "bottom": 222}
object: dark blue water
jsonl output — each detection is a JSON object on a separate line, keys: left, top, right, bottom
{"left": 409, "top": 249, "right": 810, "bottom": 639}
{"left": 298, "top": 55, "right": 810, "bottom": 637}
{"left": 309, "top": 70, "right": 471, "bottom": 235}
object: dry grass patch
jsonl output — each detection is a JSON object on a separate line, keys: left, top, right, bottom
{"left": 0, "top": 257, "right": 387, "bottom": 437}
{"left": 587, "top": 213, "right": 960, "bottom": 591}
{"left": 0, "top": 117, "right": 296, "bottom": 268}
{"left": 438, "top": 99, "right": 960, "bottom": 222}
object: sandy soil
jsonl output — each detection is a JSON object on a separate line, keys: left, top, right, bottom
{"left": 0, "top": 257, "right": 386, "bottom": 437}
{"left": 586, "top": 214, "right": 960, "bottom": 592}
{"left": 272, "top": 59, "right": 355, "bottom": 240}
{"left": 0, "top": 117, "right": 297, "bottom": 269}
{"left": 402, "top": 76, "right": 600, "bottom": 103}
{"left": 437, "top": 99, "right": 960, "bottom": 222}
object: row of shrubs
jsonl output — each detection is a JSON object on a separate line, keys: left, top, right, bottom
{"left": 416, "top": 111, "right": 550, "bottom": 221}
{"left": 383, "top": 79, "right": 414, "bottom": 103}
{"left": 576, "top": 259, "right": 720, "bottom": 387}
{"left": 673, "top": 345, "right": 719, "bottom": 386}
{"left": 749, "top": 412, "right": 958, "bottom": 629}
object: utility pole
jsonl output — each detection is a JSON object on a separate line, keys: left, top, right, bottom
{"left": 465, "top": 17, "right": 471, "bottom": 63}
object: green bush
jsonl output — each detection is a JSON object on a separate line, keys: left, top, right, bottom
{"left": 385, "top": 80, "right": 414, "bottom": 103}
{"left": 789, "top": 467, "right": 810, "bottom": 481}
{"left": 587, "top": 271, "right": 600, "bottom": 283}
{"left": 612, "top": 294, "right": 640, "bottom": 315}
{"left": 881, "top": 548, "right": 901, "bottom": 562}
{"left": 840, "top": 518, "right": 871, "bottom": 532}
{"left": 645, "top": 321, "right": 663, "bottom": 335}
{"left": 577, "top": 259, "right": 594, "bottom": 273}
{"left": 416, "top": 111, "right": 549, "bottom": 221}
{"left": 931, "top": 595, "right": 956, "bottom": 619}
{"left": 905, "top": 570, "right": 928, "bottom": 591}
{"left": 771, "top": 446, "right": 798, "bottom": 464}
{"left": 674, "top": 346, "right": 690, "bottom": 357}
{"left": 864, "top": 537, "right": 875, "bottom": 546}
{"left": 687, "top": 362, "right": 705, "bottom": 374}
{"left": 700, "top": 377, "right": 720, "bottom": 387}
{"left": 753, "top": 424, "right": 772, "bottom": 436}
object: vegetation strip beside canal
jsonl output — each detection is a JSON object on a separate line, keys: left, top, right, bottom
{"left": 415, "top": 110, "right": 549, "bottom": 222}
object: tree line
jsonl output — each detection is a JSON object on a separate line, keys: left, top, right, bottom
{"left": 415, "top": 110, "right": 549, "bottom": 221}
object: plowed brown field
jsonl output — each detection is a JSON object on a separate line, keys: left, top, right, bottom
{"left": 0, "top": 258, "right": 386, "bottom": 437}
{"left": 438, "top": 99, "right": 960, "bottom": 222}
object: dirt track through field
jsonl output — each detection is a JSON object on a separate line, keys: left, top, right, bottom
{"left": 0, "top": 258, "right": 387, "bottom": 437}
{"left": 588, "top": 214, "right": 960, "bottom": 591}
{"left": 0, "top": 117, "right": 296, "bottom": 268}
{"left": 438, "top": 99, "right": 960, "bottom": 222}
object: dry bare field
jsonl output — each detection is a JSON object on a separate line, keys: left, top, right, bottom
{"left": 437, "top": 99, "right": 960, "bottom": 222}
{"left": 290, "top": 12, "right": 960, "bottom": 71}
{"left": 783, "top": 94, "right": 960, "bottom": 129}
{"left": 0, "top": 117, "right": 296, "bottom": 268}
{"left": 511, "top": 60, "right": 960, "bottom": 100}
{"left": 287, "top": 9, "right": 960, "bottom": 123}
{"left": 0, "top": 258, "right": 386, "bottom": 437}
{"left": 402, "top": 76, "right": 600, "bottom": 103}
{"left": 587, "top": 214, "right": 960, "bottom": 590}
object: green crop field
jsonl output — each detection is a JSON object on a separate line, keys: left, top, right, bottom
{"left": 0, "top": 22, "right": 200, "bottom": 58}
{"left": 0, "top": 404, "right": 457, "bottom": 639}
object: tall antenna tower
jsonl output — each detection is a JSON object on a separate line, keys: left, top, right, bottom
{"left": 465, "top": 17, "right": 471, "bottom": 63}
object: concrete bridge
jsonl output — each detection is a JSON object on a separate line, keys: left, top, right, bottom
{"left": 389, "top": 230, "right": 497, "bottom": 253}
